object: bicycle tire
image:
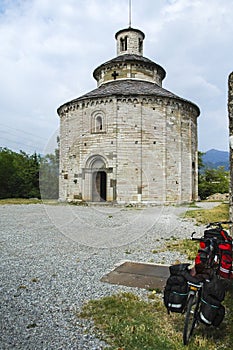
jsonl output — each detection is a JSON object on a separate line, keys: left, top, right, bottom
{"left": 183, "top": 294, "right": 199, "bottom": 345}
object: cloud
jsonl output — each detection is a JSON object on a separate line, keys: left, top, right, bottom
{"left": 0, "top": 0, "right": 232, "bottom": 153}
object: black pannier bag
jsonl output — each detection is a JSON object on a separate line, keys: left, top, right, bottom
{"left": 164, "top": 264, "right": 189, "bottom": 313}
{"left": 203, "top": 228, "right": 226, "bottom": 240}
{"left": 199, "top": 299, "right": 225, "bottom": 327}
{"left": 199, "top": 276, "right": 226, "bottom": 326}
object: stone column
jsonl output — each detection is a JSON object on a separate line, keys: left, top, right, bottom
{"left": 228, "top": 72, "right": 233, "bottom": 222}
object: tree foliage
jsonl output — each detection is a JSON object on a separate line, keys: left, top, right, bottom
{"left": 0, "top": 148, "right": 59, "bottom": 199}
{"left": 0, "top": 148, "right": 40, "bottom": 199}
{"left": 198, "top": 152, "right": 229, "bottom": 199}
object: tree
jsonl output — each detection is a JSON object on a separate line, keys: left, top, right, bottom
{"left": 0, "top": 148, "right": 41, "bottom": 199}
{"left": 0, "top": 147, "right": 60, "bottom": 199}
{"left": 0, "top": 148, "right": 17, "bottom": 198}
{"left": 198, "top": 166, "right": 229, "bottom": 200}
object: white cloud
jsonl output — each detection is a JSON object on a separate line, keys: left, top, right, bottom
{"left": 0, "top": 0, "right": 232, "bottom": 153}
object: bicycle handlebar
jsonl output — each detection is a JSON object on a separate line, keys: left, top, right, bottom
{"left": 206, "top": 221, "right": 232, "bottom": 228}
{"left": 191, "top": 222, "right": 232, "bottom": 240}
{"left": 191, "top": 232, "right": 202, "bottom": 241}
{"left": 191, "top": 231, "right": 226, "bottom": 244}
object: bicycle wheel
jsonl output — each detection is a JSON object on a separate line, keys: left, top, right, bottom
{"left": 183, "top": 294, "right": 199, "bottom": 345}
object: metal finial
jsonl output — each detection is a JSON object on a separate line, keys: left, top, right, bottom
{"left": 129, "top": 0, "right": 132, "bottom": 27}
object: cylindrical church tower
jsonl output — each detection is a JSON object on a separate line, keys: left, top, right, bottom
{"left": 115, "top": 27, "right": 145, "bottom": 56}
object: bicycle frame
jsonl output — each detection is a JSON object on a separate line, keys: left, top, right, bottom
{"left": 187, "top": 281, "right": 203, "bottom": 294}
{"left": 183, "top": 281, "right": 203, "bottom": 345}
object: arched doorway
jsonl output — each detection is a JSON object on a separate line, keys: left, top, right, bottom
{"left": 92, "top": 170, "right": 107, "bottom": 202}
{"left": 84, "top": 155, "right": 107, "bottom": 202}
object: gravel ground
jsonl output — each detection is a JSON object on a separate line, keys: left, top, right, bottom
{"left": 0, "top": 203, "right": 211, "bottom": 349}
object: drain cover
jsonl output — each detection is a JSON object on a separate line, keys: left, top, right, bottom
{"left": 101, "top": 261, "right": 170, "bottom": 290}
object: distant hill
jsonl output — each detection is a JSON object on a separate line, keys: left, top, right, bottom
{"left": 202, "top": 149, "right": 229, "bottom": 170}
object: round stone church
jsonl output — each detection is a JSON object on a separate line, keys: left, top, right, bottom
{"left": 57, "top": 26, "right": 200, "bottom": 204}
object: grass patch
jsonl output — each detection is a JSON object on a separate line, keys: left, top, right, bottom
{"left": 184, "top": 203, "right": 229, "bottom": 225}
{"left": 223, "top": 286, "right": 233, "bottom": 344}
{"left": 79, "top": 291, "right": 233, "bottom": 350}
{"left": 0, "top": 198, "right": 59, "bottom": 205}
{"left": 0, "top": 198, "right": 42, "bottom": 205}
{"left": 166, "top": 202, "right": 230, "bottom": 260}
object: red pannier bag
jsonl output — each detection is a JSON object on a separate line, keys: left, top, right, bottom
{"left": 195, "top": 239, "right": 212, "bottom": 274}
{"left": 194, "top": 228, "right": 233, "bottom": 278}
{"left": 218, "top": 241, "right": 233, "bottom": 279}
{"left": 195, "top": 241, "right": 207, "bottom": 265}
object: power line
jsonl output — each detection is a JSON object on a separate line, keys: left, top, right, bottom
{"left": 0, "top": 136, "right": 44, "bottom": 153}
{"left": 0, "top": 123, "right": 48, "bottom": 141}
{"left": 0, "top": 129, "right": 43, "bottom": 145}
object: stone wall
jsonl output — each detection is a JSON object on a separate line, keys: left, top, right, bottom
{"left": 95, "top": 62, "right": 163, "bottom": 87}
{"left": 116, "top": 28, "right": 144, "bottom": 56}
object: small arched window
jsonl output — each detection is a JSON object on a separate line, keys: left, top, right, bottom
{"left": 91, "top": 111, "right": 105, "bottom": 133}
{"left": 96, "top": 116, "right": 103, "bottom": 131}
{"left": 139, "top": 38, "right": 143, "bottom": 53}
{"left": 120, "top": 36, "right": 128, "bottom": 51}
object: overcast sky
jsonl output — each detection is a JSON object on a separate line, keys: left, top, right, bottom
{"left": 0, "top": 0, "right": 232, "bottom": 155}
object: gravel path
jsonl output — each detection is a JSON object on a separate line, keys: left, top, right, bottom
{"left": 0, "top": 203, "right": 209, "bottom": 349}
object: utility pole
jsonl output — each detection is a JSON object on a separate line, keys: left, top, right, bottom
{"left": 228, "top": 72, "right": 233, "bottom": 223}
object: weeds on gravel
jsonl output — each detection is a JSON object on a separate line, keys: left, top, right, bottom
{"left": 165, "top": 238, "right": 199, "bottom": 260}
{"left": 152, "top": 237, "right": 199, "bottom": 261}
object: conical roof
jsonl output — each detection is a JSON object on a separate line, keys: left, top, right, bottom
{"left": 58, "top": 79, "right": 200, "bottom": 116}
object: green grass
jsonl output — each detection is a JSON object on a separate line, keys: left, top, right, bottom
{"left": 80, "top": 292, "right": 177, "bottom": 350}
{"left": 79, "top": 201, "right": 233, "bottom": 349}
{"left": 0, "top": 198, "right": 59, "bottom": 205}
{"left": 0, "top": 198, "right": 90, "bottom": 206}
{"left": 79, "top": 290, "right": 233, "bottom": 350}
{"left": 184, "top": 203, "right": 229, "bottom": 225}
{"left": 0, "top": 198, "right": 42, "bottom": 204}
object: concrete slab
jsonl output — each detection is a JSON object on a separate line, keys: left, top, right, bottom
{"left": 101, "top": 261, "right": 170, "bottom": 290}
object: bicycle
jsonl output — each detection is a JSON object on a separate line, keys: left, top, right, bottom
{"left": 182, "top": 221, "right": 232, "bottom": 345}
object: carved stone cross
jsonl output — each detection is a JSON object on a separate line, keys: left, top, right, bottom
{"left": 112, "top": 71, "right": 119, "bottom": 80}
